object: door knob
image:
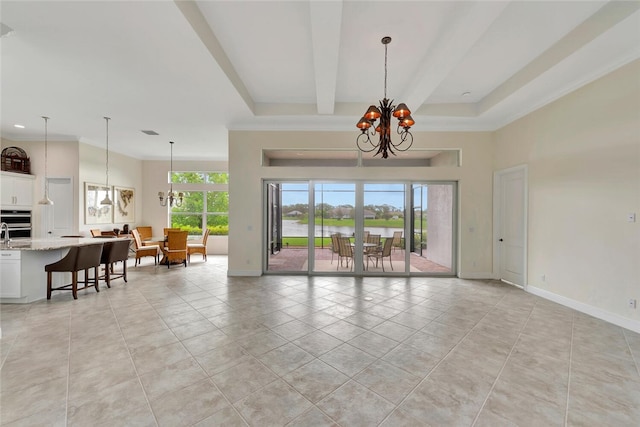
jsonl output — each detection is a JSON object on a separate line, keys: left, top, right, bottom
{"left": 499, "top": 238, "right": 503, "bottom": 242}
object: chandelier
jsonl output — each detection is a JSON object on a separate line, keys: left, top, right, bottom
{"left": 100, "top": 117, "right": 113, "bottom": 205}
{"left": 38, "top": 116, "right": 54, "bottom": 205}
{"left": 356, "top": 36, "right": 414, "bottom": 158}
{"left": 158, "top": 141, "right": 184, "bottom": 207}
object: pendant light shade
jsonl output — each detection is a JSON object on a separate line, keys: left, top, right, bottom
{"left": 100, "top": 116, "right": 113, "bottom": 205}
{"left": 38, "top": 116, "right": 54, "bottom": 205}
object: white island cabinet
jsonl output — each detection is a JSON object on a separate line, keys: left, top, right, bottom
{"left": 0, "top": 251, "right": 21, "bottom": 297}
{"left": 0, "top": 238, "right": 99, "bottom": 303}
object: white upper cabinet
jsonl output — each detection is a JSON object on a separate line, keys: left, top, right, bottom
{"left": 1, "top": 172, "right": 34, "bottom": 209}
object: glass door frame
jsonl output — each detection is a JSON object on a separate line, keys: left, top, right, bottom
{"left": 263, "top": 179, "right": 458, "bottom": 277}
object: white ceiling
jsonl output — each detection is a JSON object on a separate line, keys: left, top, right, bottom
{"left": 1, "top": 0, "right": 639, "bottom": 161}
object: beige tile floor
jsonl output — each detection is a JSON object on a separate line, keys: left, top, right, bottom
{"left": 1, "top": 256, "right": 639, "bottom": 426}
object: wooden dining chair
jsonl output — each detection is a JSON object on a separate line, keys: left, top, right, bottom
{"left": 136, "top": 226, "right": 153, "bottom": 246}
{"left": 131, "top": 229, "right": 159, "bottom": 266}
{"left": 163, "top": 230, "right": 188, "bottom": 268}
{"left": 163, "top": 227, "right": 181, "bottom": 236}
{"left": 187, "top": 228, "right": 210, "bottom": 263}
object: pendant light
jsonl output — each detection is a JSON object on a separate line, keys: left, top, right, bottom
{"left": 158, "top": 141, "right": 184, "bottom": 207}
{"left": 38, "top": 116, "right": 54, "bottom": 205}
{"left": 100, "top": 116, "right": 113, "bottom": 205}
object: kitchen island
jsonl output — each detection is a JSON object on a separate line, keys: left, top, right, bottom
{"left": 0, "top": 238, "right": 104, "bottom": 303}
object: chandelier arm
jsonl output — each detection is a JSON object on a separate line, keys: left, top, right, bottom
{"left": 356, "top": 132, "right": 378, "bottom": 152}
{"left": 392, "top": 130, "right": 414, "bottom": 152}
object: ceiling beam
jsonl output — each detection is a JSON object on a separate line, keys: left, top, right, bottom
{"left": 174, "top": 0, "right": 255, "bottom": 114}
{"left": 309, "top": 0, "right": 343, "bottom": 115}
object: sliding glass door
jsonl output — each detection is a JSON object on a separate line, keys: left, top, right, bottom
{"left": 312, "top": 183, "right": 356, "bottom": 273}
{"left": 266, "top": 182, "right": 309, "bottom": 272}
{"left": 265, "top": 180, "right": 456, "bottom": 276}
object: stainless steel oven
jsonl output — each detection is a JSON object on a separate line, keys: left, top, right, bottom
{"left": 0, "top": 209, "right": 32, "bottom": 239}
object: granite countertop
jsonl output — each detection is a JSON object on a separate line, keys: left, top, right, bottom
{"left": 0, "top": 237, "right": 129, "bottom": 251}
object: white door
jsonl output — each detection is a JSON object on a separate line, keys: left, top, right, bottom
{"left": 41, "top": 177, "right": 73, "bottom": 237}
{"left": 494, "top": 166, "right": 527, "bottom": 287}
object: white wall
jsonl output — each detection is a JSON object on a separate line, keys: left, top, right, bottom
{"left": 494, "top": 59, "right": 640, "bottom": 328}
{"left": 228, "top": 130, "right": 495, "bottom": 276}
{"left": 78, "top": 143, "right": 143, "bottom": 236}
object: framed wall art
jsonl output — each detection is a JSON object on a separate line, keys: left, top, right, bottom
{"left": 84, "top": 182, "right": 113, "bottom": 224}
{"left": 113, "top": 185, "right": 135, "bottom": 223}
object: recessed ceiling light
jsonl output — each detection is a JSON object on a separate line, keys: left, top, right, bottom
{"left": 462, "top": 91, "right": 471, "bottom": 97}
{"left": 13, "top": 124, "right": 25, "bottom": 129}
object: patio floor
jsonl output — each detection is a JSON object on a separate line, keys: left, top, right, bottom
{"left": 268, "top": 248, "right": 451, "bottom": 274}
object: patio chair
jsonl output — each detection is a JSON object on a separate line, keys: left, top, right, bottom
{"left": 337, "top": 236, "right": 354, "bottom": 270}
{"left": 367, "top": 237, "right": 394, "bottom": 272}
{"left": 365, "top": 234, "right": 381, "bottom": 269}
{"left": 330, "top": 233, "right": 341, "bottom": 264}
{"left": 391, "top": 231, "right": 403, "bottom": 252}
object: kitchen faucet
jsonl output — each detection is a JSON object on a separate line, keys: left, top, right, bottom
{"left": 1, "top": 222, "right": 9, "bottom": 244}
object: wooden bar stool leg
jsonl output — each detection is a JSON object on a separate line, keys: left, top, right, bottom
{"left": 47, "top": 272, "right": 52, "bottom": 300}
{"left": 93, "top": 267, "right": 100, "bottom": 292}
{"left": 72, "top": 271, "right": 78, "bottom": 300}
{"left": 105, "top": 263, "right": 111, "bottom": 288}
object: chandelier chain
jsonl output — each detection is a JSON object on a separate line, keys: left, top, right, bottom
{"left": 384, "top": 42, "right": 388, "bottom": 99}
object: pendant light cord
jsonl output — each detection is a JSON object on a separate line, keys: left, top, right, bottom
{"left": 170, "top": 141, "right": 174, "bottom": 193}
{"left": 42, "top": 116, "right": 49, "bottom": 191}
{"left": 104, "top": 117, "right": 110, "bottom": 187}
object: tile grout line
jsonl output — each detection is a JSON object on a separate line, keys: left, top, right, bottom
{"left": 564, "top": 311, "right": 576, "bottom": 427}
{"left": 469, "top": 295, "right": 537, "bottom": 427}
{"left": 65, "top": 308, "right": 71, "bottom": 427}
{"left": 107, "top": 286, "right": 161, "bottom": 427}
{"left": 622, "top": 329, "right": 640, "bottom": 378}
{"left": 378, "top": 290, "right": 515, "bottom": 426}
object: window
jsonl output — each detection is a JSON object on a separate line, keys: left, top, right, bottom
{"left": 169, "top": 172, "right": 229, "bottom": 236}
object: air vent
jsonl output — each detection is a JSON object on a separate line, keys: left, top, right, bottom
{"left": 141, "top": 130, "right": 159, "bottom": 135}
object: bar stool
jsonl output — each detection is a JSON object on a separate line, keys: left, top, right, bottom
{"left": 46, "top": 243, "right": 103, "bottom": 300}
{"left": 99, "top": 239, "right": 130, "bottom": 287}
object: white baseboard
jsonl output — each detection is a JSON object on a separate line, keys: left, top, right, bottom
{"left": 527, "top": 285, "right": 640, "bottom": 334}
{"left": 458, "top": 272, "right": 495, "bottom": 280}
{"left": 227, "top": 269, "right": 262, "bottom": 277}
